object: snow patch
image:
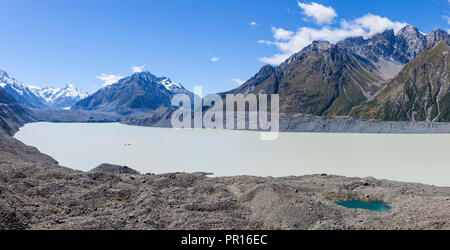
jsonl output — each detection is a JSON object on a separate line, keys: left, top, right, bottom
{"left": 38, "top": 84, "right": 89, "bottom": 104}
{"left": 159, "top": 78, "right": 183, "bottom": 91}
{"left": 0, "top": 69, "right": 89, "bottom": 108}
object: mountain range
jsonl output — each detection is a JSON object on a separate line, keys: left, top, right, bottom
{"left": 72, "top": 72, "right": 192, "bottom": 113}
{"left": 224, "top": 40, "right": 386, "bottom": 116}
{"left": 0, "top": 70, "right": 88, "bottom": 109}
{"left": 336, "top": 26, "right": 449, "bottom": 79}
{"left": 1, "top": 25, "right": 448, "bottom": 123}
{"left": 225, "top": 25, "right": 449, "bottom": 121}
{"left": 350, "top": 39, "right": 449, "bottom": 122}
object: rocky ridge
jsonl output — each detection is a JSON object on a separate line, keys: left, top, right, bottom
{"left": 350, "top": 39, "right": 449, "bottom": 122}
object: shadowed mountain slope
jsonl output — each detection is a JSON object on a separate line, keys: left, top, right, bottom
{"left": 227, "top": 41, "right": 386, "bottom": 116}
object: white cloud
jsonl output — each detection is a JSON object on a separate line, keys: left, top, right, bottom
{"left": 259, "top": 12, "right": 408, "bottom": 64}
{"left": 260, "top": 53, "right": 293, "bottom": 65}
{"left": 298, "top": 1, "right": 337, "bottom": 25}
{"left": 443, "top": 15, "right": 450, "bottom": 25}
{"left": 210, "top": 57, "right": 220, "bottom": 62}
{"left": 345, "top": 14, "right": 409, "bottom": 36}
{"left": 444, "top": 0, "right": 450, "bottom": 29}
{"left": 96, "top": 73, "right": 123, "bottom": 87}
{"left": 232, "top": 78, "right": 245, "bottom": 85}
{"left": 250, "top": 21, "right": 260, "bottom": 26}
{"left": 272, "top": 27, "right": 294, "bottom": 40}
{"left": 132, "top": 65, "right": 145, "bottom": 73}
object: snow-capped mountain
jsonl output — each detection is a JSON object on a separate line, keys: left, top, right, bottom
{"left": 38, "top": 84, "right": 89, "bottom": 109}
{"left": 158, "top": 77, "right": 184, "bottom": 91}
{"left": 73, "top": 71, "right": 193, "bottom": 112}
{"left": 0, "top": 70, "right": 48, "bottom": 108}
{"left": 0, "top": 70, "right": 89, "bottom": 109}
{"left": 0, "top": 70, "right": 14, "bottom": 88}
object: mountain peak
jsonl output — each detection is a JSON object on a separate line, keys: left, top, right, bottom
{"left": 303, "top": 40, "right": 333, "bottom": 52}
{"left": 1, "top": 69, "right": 88, "bottom": 109}
{"left": 397, "top": 24, "right": 427, "bottom": 39}
{"left": 428, "top": 29, "right": 448, "bottom": 34}
{"left": 126, "top": 71, "right": 184, "bottom": 91}
{"left": 0, "top": 69, "right": 21, "bottom": 88}
{"left": 397, "top": 24, "right": 419, "bottom": 34}
{"left": 375, "top": 29, "right": 396, "bottom": 39}
{"left": 127, "top": 71, "right": 162, "bottom": 86}
{"left": 426, "top": 29, "right": 450, "bottom": 44}
{"left": 0, "top": 70, "right": 10, "bottom": 78}
{"left": 73, "top": 70, "right": 192, "bottom": 112}
{"left": 130, "top": 71, "right": 157, "bottom": 79}
{"left": 280, "top": 40, "right": 333, "bottom": 67}
{"left": 259, "top": 64, "right": 275, "bottom": 73}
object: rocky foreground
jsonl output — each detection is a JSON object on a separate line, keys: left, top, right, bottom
{"left": 1, "top": 130, "right": 449, "bottom": 230}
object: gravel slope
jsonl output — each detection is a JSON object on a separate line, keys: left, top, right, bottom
{"left": 1, "top": 132, "right": 449, "bottom": 230}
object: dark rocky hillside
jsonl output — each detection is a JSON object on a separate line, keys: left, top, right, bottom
{"left": 227, "top": 27, "right": 449, "bottom": 122}
{"left": 0, "top": 88, "right": 35, "bottom": 135}
{"left": 350, "top": 39, "right": 449, "bottom": 122}
{"left": 226, "top": 41, "right": 386, "bottom": 116}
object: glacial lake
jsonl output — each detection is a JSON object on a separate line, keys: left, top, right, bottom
{"left": 15, "top": 122, "right": 450, "bottom": 187}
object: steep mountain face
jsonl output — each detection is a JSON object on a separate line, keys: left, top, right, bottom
{"left": 228, "top": 26, "right": 448, "bottom": 121}
{"left": 227, "top": 41, "right": 386, "bottom": 116}
{"left": 0, "top": 88, "right": 35, "bottom": 135}
{"left": 0, "top": 87, "right": 15, "bottom": 104}
{"left": 426, "top": 29, "right": 450, "bottom": 43}
{"left": 350, "top": 39, "right": 449, "bottom": 122}
{"left": 73, "top": 71, "right": 192, "bottom": 113}
{"left": 224, "top": 64, "right": 278, "bottom": 97}
{"left": 395, "top": 25, "right": 429, "bottom": 63}
{"left": 0, "top": 70, "right": 88, "bottom": 109}
{"left": 336, "top": 26, "right": 449, "bottom": 79}
{"left": 0, "top": 70, "right": 48, "bottom": 108}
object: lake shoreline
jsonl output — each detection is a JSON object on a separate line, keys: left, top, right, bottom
{"left": 14, "top": 122, "right": 450, "bottom": 187}
{"left": 32, "top": 109, "right": 450, "bottom": 134}
{"left": 1, "top": 156, "right": 450, "bottom": 229}
{"left": 2, "top": 122, "right": 450, "bottom": 230}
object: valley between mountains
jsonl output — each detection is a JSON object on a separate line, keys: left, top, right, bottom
{"left": 0, "top": 25, "right": 449, "bottom": 230}
{"left": 2, "top": 25, "right": 448, "bottom": 129}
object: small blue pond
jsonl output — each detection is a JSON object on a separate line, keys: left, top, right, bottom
{"left": 337, "top": 200, "right": 391, "bottom": 213}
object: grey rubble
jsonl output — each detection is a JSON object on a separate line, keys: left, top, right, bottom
{"left": 90, "top": 163, "right": 140, "bottom": 175}
{"left": 1, "top": 85, "right": 449, "bottom": 230}
{"left": 120, "top": 107, "right": 450, "bottom": 134}
{"left": 1, "top": 132, "right": 450, "bottom": 230}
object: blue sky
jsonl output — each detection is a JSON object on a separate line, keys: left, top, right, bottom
{"left": 1, "top": 0, "right": 449, "bottom": 94}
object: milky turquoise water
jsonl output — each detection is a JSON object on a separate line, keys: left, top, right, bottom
{"left": 337, "top": 200, "right": 391, "bottom": 213}
{"left": 14, "top": 122, "right": 450, "bottom": 187}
